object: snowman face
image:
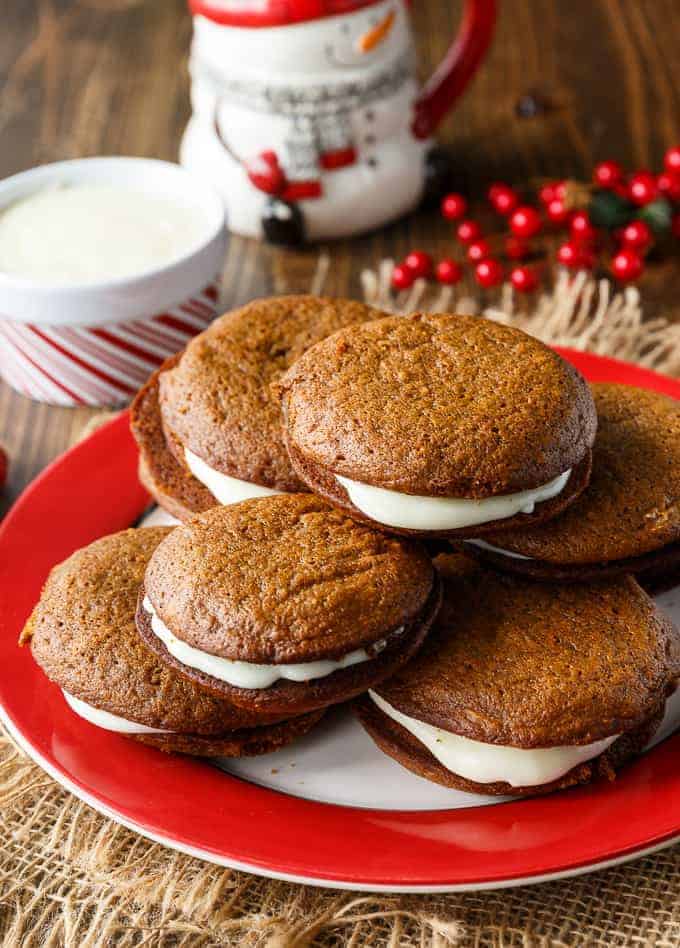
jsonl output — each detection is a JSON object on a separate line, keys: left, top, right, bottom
{"left": 323, "top": 1, "right": 411, "bottom": 71}
{"left": 195, "top": 1, "right": 414, "bottom": 80}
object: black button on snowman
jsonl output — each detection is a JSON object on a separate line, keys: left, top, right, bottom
{"left": 182, "top": 0, "right": 497, "bottom": 244}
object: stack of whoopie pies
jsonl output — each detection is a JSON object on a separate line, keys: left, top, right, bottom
{"left": 23, "top": 299, "right": 680, "bottom": 798}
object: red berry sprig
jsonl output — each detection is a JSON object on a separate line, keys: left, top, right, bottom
{"left": 389, "top": 143, "right": 680, "bottom": 297}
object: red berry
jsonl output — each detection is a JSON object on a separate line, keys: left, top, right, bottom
{"left": 391, "top": 264, "right": 414, "bottom": 291}
{"left": 435, "top": 258, "right": 463, "bottom": 285}
{"left": 546, "top": 197, "right": 571, "bottom": 225}
{"left": 510, "top": 266, "right": 538, "bottom": 292}
{"left": 611, "top": 248, "right": 643, "bottom": 282}
{"left": 509, "top": 205, "right": 542, "bottom": 238}
{"left": 628, "top": 170, "right": 658, "bottom": 206}
{"left": 658, "top": 172, "right": 680, "bottom": 202}
{"left": 456, "top": 219, "right": 482, "bottom": 244}
{"left": 673, "top": 212, "right": 680, "bottom": 239}
{"left": 620, "top": 220, "right": 652, "bottom": 251}
{"left": 488, "top": 183, "right": 518, "bottom": 215}
{"left": 505, "top": 236, "right": 530, "bottom": 260}
{"left": 556, "top": 241, "right": 583, "bottom": 269}
{"left": 664, "top": 146, "right": 680, "bottom": 175}
{"left": 467, "top": 239, "right": 491, "bottom": 263}
{"left": 404, "top": 250, "right": 433, "bottom": 279}
{"left": 475, "top": 258, "right": 504, "bottom": 288}
{"left": 539, "top": 182, "right": 560, "bottom": 206}
{"left": 570, "top": 210, "right": 597, "bottom": 243}
{"left": 441, "top": 193, "right": 468, "bottom": 220}
{"left": 593, "top": 160, "right": 624, "bottom": 189}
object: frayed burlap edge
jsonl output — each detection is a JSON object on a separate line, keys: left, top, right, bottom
{"left": 3, "top": 268, "right": 680, "bottom": 947}
{"left": 2, "top": 727, "right": 680, "bottom": 947}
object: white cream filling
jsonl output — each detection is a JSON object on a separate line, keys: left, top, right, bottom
{"left": 62, "top": 690, "right": 173, "bottom": 735}
{"left": 143, "top": 596, "right": 397, "bottom": 690}
{"left": 465, "top": 539, "right": 534, "bottom": 561}
{"left": 336, "top": 470, "right": 572, "bottom": 531}
{"left": 369, "top": 691, "right": 619, "bottom": 788}
{"left": 184, "top": 447, "right": 284, "bottom": 505}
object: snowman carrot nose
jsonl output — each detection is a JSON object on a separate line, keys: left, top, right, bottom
{"left": 358, "top": 10, "right": 395, "bottom": 52}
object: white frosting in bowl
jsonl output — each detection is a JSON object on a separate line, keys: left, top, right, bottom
{"left": 185, "top": 447, "right": 283, "bottom": 505}
{"left": 63, "top": 691, "right": 173, "bottom": 735}
{"left": 143, "top": 596, "right": 397, "bottom": 690}
{"left": 336, "top": 470, "right": 572, "bottom": 532}
{"left": 369, "top": 691, "right": 619, "bottom": 788}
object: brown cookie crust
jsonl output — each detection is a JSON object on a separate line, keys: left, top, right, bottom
{"left": 135, "top": 709, "right": 324, "bottom": 757}
{"left": 143, "top": 494, "right": 436, "bottom": 664}
{"left": 285, "top": 436, "right": 592, "bottom": 538}
{"left": 130, "top": 355, "right": 215, "bottom": 522}
{"left": 372, "top": 555, "right": 680, "bottom": 747}
{"left": 136, "top": 572, "right": 441, "bottom": 715}
{"left": 354, "top": 695, "right": 665, "bottom": 796}
{"left": 22, "top": 528, "right": 289, "bottom": 732}
{"left": 462, "top": 538, "right": 680, "bottom": 583}
{"left": 479, "top": 384, "right": 680, "bottom": 564}
{"left": 159, "top": 296, "right": 386, "bottom": 491}
{"left": 279, "top": 313, "right": 597, "bottom": 497}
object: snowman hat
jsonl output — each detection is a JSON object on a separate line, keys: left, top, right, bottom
{"left": 190, "top": 0, "right": 391, "bottom": 28}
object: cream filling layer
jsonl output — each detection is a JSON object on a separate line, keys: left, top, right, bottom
{"left": 63, "top": 690, "right": 173, "bottom": 735}
{"left": 184, "top": 447, "right": 284, "bottom": 505}
{"left": 336, "top": 470, "right": 572, "bottom": 531}
{"left": 465, "top": 539, "right": 534, "bottom": 561}
{"left": 143, "top": 596, "right": 397, "bottom": 690}
{"left": 369, "top": 692, "right": 619, "bottom": 788}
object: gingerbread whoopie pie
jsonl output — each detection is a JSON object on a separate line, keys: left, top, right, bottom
{"left": 136, "top": 495, "right": 440, "bottom": 716}
{"left": 463, "top": 384, "right": 680, "bottom": 586}
{"left": 21, "top": 528, "right": 323, "bottom": 757}
{"left": 278, "top": 313, "right": 597, "bottom": 539}
{"left": 131, "top": 295, "right": 385, "bottom": 521}
{"left": 355, "top": 554, "right": 680, "bottom": 796}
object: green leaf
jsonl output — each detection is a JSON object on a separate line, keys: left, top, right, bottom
{"left": 589, "top": 190, "right": 633, "bottom": 229}
{"left": 638, "top": 198, "right": 672, "bottom": 235}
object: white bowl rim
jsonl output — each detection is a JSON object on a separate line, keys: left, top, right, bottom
{"left": 0, "top": 157, "right": 227, "bottom": 327}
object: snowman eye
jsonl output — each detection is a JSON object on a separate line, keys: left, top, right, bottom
{"left": 341, "top": 23, "right": 350, "bottom": 34}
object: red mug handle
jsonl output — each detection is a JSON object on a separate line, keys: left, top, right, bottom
{"left": 411, "top": 0, "right": 497, "bottom": 140}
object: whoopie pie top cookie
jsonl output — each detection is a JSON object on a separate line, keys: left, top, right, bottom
{"left": 147, "top": 295, "right": 385, "bottom": 516}
{"left": 21, "top": 528, "right": 323, "bottom": 757}
{"left": 136, "top": 494, "right": 440, "bottom": 716}
{"left": 464, "top": 384, "right": 680, "bottom": 583}
{"left": 356, "top": 554, "right": 680, "bottom": 796}
{"left": 278, "top": 313, "right": 597, "bottom": 538}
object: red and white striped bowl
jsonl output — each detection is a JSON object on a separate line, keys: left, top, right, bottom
{"left": 0, "top": 158, "right": 227, "bottom": 407}
{"left": 0, "top": 282, "right": 219, "bottom": 407}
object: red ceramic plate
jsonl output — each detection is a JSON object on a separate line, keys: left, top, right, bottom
{"left": 1, "top": 349, "right": 680, "bottom": 892}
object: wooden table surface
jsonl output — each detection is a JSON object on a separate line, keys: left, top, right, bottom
{"left": 1, "top": 0, "right": 679, "bottom": 517}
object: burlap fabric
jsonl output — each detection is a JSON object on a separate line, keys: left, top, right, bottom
{"left": 2, "top": 274, "right": 680, "bottom": 946}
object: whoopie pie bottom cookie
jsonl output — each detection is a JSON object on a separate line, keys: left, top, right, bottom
{"left": 354, "top": 554, "right": 680, "bottom": 796}
{"left": 21, "top": 527, "right": 323, "bottom": 757}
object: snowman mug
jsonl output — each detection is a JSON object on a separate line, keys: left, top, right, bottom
{"left": 181, "top": 0, "right": 497, "bottom": 244}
